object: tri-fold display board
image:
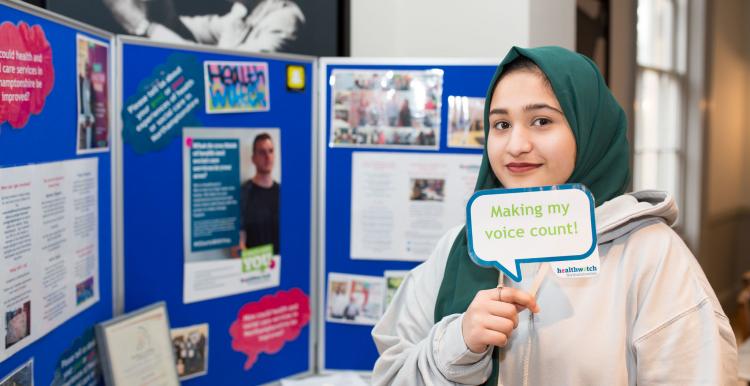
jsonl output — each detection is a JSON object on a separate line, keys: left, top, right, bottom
{"left": 116, "top": 37, "right": 317, "bottom": 384}
{"left": 0, "top": 0, "right": 502, "bottom": 381}
{"left": 317, "top": 58, "right": 497, "bottom": 372}
{"left": 0, "top": 0, "right": 114, "bottom": 384}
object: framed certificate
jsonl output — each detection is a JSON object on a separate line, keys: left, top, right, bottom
{"left": 96, "top": 302, "right": 179, "bottom": 386}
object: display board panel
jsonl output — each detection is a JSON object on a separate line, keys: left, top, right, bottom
{"left": 0, "top": 1, "right": 114, "bottom": 384}
{"left": 117, "top": 36, "right": 316, "bottom": 385}
{"left": 318, "top": 58, "right": 498, "bottom": 372}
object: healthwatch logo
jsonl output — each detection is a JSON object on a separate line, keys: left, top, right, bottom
{"left": 555, "top": 265, "right": 598, "bottom": 275}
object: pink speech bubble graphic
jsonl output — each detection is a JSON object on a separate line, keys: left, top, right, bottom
{"left": 0, "top": 22, "right": 55, "bottom": 129}
{"left": 229, "top": 288, "right": 310, "bottom": 370}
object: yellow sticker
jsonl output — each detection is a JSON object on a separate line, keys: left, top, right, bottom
{"left": 286, "top": 65, "right": 305, "bottom": 91}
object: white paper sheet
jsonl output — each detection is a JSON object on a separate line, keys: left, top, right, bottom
{"left": 350, "top": 152, "right": 481, "bottom": 261}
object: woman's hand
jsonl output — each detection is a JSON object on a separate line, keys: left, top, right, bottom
{"left": 461, "top": 287, "right": 540, "bottom": 353}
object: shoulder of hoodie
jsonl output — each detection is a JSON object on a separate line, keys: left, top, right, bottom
{"left": 600, "top": 203, "right": 724, "bottom": 316}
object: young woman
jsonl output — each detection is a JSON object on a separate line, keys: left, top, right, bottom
{"left": 371, "top": 46, "right": 737, "bottom": 385}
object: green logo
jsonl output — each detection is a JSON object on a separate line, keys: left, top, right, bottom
{"left": 241, "top": 244, "right": 274, "bottom": 274}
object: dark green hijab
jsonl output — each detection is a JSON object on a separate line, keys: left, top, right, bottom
{"left": 434, "top": 46, "right": 630, "bottom": 385}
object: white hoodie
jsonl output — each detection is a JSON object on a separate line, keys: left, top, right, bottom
{"left": 372, "top": 191, "right": 738, "bottom": 385}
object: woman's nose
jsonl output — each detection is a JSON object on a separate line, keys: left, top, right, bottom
{"left": 505, "top": 125, "right": 533, "bottom": 156}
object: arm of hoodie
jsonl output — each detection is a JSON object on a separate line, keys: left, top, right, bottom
{"left": 628, "top": 222, "right": 738, "bottom": 385}
{"left": 371, "top": 225, "right": 493, "bottom": 386}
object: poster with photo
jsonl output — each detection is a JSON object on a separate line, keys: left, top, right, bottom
{"left": 171, "top": 324, "right": 208, "bottom": 381}
{"left": 0, "top": 158, "right": 100, "bottom": 361}
{"left": 350, "top": 152, "right": 482, "bottom": 261}
{"left": 447, "top": 96, "right": 485, "bottom": 149}
{"left": 0, "top": 359, "right": 32, "bottom": 386}
{"left": 326, "top": 273, "right": 385, "bottom": 326}
{"left": 76, "top": 34, "right": 109, "bottom": 154}
{"left": 329, "top": 69, "right": 443, "bottom": 149}
{"left": 204, "top": 61, "right": 270, "bottom": 114}
{"left": 384, "top": 271, "right": 409, "bottom": 309}
{"left": 182, "top": 128, "right": 282, "bottom": 303}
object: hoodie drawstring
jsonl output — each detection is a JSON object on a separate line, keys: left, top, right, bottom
{"left": 522, "top": 263, "right": 549, "bottom": 386}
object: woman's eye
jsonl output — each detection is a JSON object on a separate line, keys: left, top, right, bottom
{"left": 493, "top": 121, "right": 511, "bottom": 130}
{"left": 532, "top": 118, "right": 551, "bottom": 126}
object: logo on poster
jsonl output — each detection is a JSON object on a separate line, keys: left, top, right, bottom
{"left": 241, "top": 244, "right": 276, "bottom": 274}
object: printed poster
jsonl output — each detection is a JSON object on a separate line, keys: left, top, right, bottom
{"left": 76, "top": 34, "right": 110, "bottom": 154}
{"left": 0, "top": 158, "right": 99, "bottom": 362}
{"left": 121, "top": 53, "right": 203, "bottom": 153}
{"left": 204, "top": 61, "right": 270, "bottom": 114}
{"left": 350, "top": 152, "right": 482, "bottom": 261}
{"left": 183, "top": 128, "right": 282, "bottom": 303}
{"left": 326, "top": 273, "right": 385, "bottom": 326}
{"left": 171, "top": 324, "right": 208, "bottom": 381}
{"left": 329, "top": 69, "right": 443, "bottom": 149}
{"left": 51, "top": 328, "right": 101, "bottom": 386}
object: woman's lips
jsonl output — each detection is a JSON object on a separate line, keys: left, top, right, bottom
{"left": 506, "top": 162, "right": 542, "bottom": 173}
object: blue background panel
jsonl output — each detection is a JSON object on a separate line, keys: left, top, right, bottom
{"left": 0, "top": 3, "right": 113, "bottom": 384}
{"left": 322, "top": 62, "right": 496, "bottom": 372}
{"left": 120, "top": 40, "right": 314, "bottom": 385}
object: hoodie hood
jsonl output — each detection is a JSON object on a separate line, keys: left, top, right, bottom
{"left": 596, "top": 190, "right": 679, "bottom": 244}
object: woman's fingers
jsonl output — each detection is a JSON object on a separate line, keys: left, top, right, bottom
{"left": 481, "top": 314, "right": 515, "bottom": 336}
{"left": 463, "top": 286, "right": 541, "bottom": 352}
{"left": 484, "top": 301, "right": 519, "bottom": 328}
{"left": 485, "top": 286, "right": 540, "bottom": 314}
{"left": 483, "top": 330, "right": 509, "bottom": 348}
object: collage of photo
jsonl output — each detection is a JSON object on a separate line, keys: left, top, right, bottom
{"left": 326, "top": 271, "right": 408, "bottom": 326}
{"left": 330, "top": 69, "right": 443, "bottom": 149}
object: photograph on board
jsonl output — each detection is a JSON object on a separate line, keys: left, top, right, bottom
{"left": 409, "top": 178, "right": 445, "bottom": 202}
{"left": 171, "top": 324, "right": 208, "bottom": 380}
{"left": 76, "top": 34, "right": 110, "bottom": 154}
{"left": 384, "top": 270, "right": 408, "bottom": 309}
{"left": 326, "top": 273, "right": 385, "bottom": 326}
{"left": 204, "top": 61, "right": 270, "bottom": 114}
{"left": 5, "top": 301, "right": 30, "bottom": 349}
{"left": 183, "top": 128, "right": 282, "bottom": 303}
{"left": 330, "top": 69, "right": 443, "bottom": 149}
{"left": 447, "top": 96, "right": 485, "bottom": 149}
{"left": 0, "top": 359, "right": 33, "bottom": 386}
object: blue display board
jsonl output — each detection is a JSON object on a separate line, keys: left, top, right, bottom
{"left": 118, "top": 37, "right": 315, "bottom": 385}
{"left": 318, "top": 58, "right": 497, "bottom": 372}
{"left": 0, "top": 1, "right": 114, "bottom": 384}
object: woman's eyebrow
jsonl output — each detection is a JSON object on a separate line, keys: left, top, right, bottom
{"left": 524, "top": 103, "right": 563, "bottom": 114}
{"left": 488, "top": 104, "right": 563, "bottom": 116}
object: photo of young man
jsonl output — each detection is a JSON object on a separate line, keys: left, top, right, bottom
{"left": 240, "top": 133, "right": 280, "bottom": 255}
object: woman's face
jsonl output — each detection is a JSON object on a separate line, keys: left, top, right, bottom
{"left": 487, "top": 70, "right": 577, "bottom": 188}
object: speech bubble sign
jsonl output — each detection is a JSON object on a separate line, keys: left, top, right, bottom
{"left": 229, "top": 288, "right": 310, "bottom": 370}
{"left": 467, "top": 184, "right": 596, "bottom": 282}
{"left": 0, "top": 22, "right": 55, "bottom": 129}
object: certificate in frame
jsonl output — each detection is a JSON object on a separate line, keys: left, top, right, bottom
{"left": 96, "top": 302, "right": 179, "bottom": 386}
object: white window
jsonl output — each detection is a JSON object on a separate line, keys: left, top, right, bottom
{"left": 634, "top": 0, "right": 705, "bottom": 247}
{"left": 634, "top": 0, "right": 687, "bottom": 204}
